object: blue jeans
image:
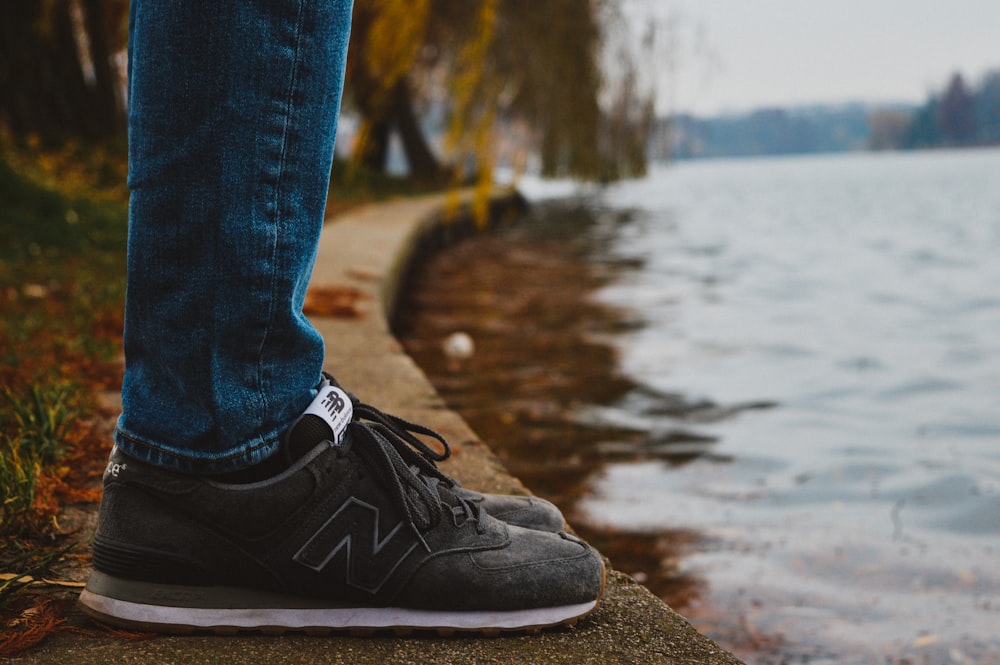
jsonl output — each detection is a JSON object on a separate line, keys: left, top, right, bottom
{"left": 116, "top": 0, "right": 354, "bottom": 473}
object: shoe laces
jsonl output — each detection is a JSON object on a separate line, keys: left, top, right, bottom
{"left": 328, "top": 377, "right": 482, "bottom": 538}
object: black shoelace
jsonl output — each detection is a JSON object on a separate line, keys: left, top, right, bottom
{"left": 333, "top": 380, "right": 482, "bottom": 542}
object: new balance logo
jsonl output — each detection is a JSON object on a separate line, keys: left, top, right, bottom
{"left": 321, "top": 390, "right": 346, "bottom": 415}
{"left": 293, "top": 497, "right": 420, "bottom": 594}
{"left": 305, "top": 385, "right": 354, "bottom": 444}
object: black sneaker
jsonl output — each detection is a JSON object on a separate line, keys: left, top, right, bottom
{"left": 79, "top": 384, "right": 604, "bottom": 634}
{"left": 286, "top": 374, "right": 567, "bottom": 533}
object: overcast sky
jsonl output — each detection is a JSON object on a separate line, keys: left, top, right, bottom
{"left": 626, "top": 0, "right": 1000, "bottom": 116}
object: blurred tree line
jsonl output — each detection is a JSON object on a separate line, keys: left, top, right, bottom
{"left": 668, "top": 105, "right": 871, "bottom": 159}
{"left": 869, "top": 69, "right": 1000, "bottom": 150}
{"left": 1, "top": 0, "right": 653, "bottom": 181}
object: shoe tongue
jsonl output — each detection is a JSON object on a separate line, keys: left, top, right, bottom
{"left": 285, "top": 385, "right": 354, "bottom": 463}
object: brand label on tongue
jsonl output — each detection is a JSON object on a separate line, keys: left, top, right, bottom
{"left": 305, "top": 386, "right": 353, "bottom": 445}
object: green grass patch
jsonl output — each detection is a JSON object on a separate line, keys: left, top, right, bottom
{"left": 1, "top": 383, "right": 82, "bottom": 465}
{"left": 0, "top": 543, "right": 77, "bottom": 614}
{"left": 1, "top": 144, "right": 127, "bottom": 554}
{"left": 0, "top": 159, "right": 126, "bottom": 262}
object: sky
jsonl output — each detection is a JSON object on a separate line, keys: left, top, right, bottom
{"left": 625, "top": 0, "right": 1000, "bottom": 116}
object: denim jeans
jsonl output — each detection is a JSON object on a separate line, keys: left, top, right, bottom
{"left": 116, "top": 0, "right": 354, "bottom": 473}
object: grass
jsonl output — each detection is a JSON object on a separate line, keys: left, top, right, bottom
{"left": 0, "top": 383, "right": 85, "bottom": 537}
{"left": 2, "top": 383, "right": 82, "bottom": 464}
{"left": 0, "top": 544, "right": 77, "bottom": 614}
{"left": 0, "top": 136, "right": 128, "bottom": 625}
{"left": 0, "top": 437, "right": 42, "bottom": 538}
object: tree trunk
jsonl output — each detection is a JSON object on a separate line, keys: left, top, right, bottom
{"left": 391, "top": 79, "right": 441, "bottom": 180}
{"left": 356, "top": 116, "right": 391, "bottom": 172}
{"left": 81, "top": 0, "right": 125, "bottom": 137}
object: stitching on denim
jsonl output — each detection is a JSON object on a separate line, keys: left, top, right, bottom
{"left": 256, "top": 0, "right": 309, "bottom": 433}
{"left": 115, "top": 425, "right": 278, "bottom": 464}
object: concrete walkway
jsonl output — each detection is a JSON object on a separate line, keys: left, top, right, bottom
{"left": 16, "top": 192, "right": 743, "bottom": 664}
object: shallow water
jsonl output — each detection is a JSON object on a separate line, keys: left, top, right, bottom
{"left": 543, "top": 150, "right": 1000, "bottom": 664}
{"left": 398, "top": 148, "right": 1000, "bottom": 664}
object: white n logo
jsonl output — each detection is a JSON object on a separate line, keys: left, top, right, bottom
{"left": 292, "top": 497, "right": 420, "bottom": 594}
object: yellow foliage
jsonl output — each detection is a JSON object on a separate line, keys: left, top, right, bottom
{"left": 349, "top": 0, "right": 430, "bottom": 174}
{"left": 446, "top": 0, "right": 499, "bottom": 153}
{"left": 365, "top": 0, "right": 430, "bottom": 90}
{"left": 444, "top": 0, "right": 500, "bottom": 226}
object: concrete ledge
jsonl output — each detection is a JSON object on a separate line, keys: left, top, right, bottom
{"left": 309, "top": 192, "right": 536, "bottom": 498}
{"left": 16, "top": 192, "right": 743, "bottom": 664}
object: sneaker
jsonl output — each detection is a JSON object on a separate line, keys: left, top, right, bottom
{"left": 451, "top": 486, "right": 565, "bottom": 532}
{"left": 80, "top": 383, "right": 604, "bottom": 634}
{"left": 288, "top": 374, "right": 566, "bottom": 533}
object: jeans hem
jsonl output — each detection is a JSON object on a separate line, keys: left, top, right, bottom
{"left": 113, "top": 422, "right": 287, "bottom": 475}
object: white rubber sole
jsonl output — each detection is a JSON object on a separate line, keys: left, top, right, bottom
{"left": 79, "top": 589, "right": 598, "bottom": 634}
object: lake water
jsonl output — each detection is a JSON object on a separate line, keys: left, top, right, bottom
{"left": 521, "top": 149, "right": 1000, "bottom": 664}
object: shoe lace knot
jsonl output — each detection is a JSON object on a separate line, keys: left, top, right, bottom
{"left": 344, "top": 392, "right": 482, "bottom": 537}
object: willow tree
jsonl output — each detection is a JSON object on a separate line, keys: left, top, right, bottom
{"left": 345, "top": 0, "right": 655, "bottom": 182}
{"left": 346, "top": 0, "right": 441, "bottom": 177}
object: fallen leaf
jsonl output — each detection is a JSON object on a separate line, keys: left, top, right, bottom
{"left": 0, "top": 573, "right": 86, "bottom": 588}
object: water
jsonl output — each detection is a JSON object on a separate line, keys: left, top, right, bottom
{"left": 524, "top": 149, "right": 1000, "bottom": 663}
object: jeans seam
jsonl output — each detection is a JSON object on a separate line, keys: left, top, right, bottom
{"left": 257, "top": 0, "right": 309, "bottom": 427}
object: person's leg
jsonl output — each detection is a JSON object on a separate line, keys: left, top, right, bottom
{"left": 117, "top": 0, "right": 351, "bottom": 474}
{"left": 82, "top": 0, "right": 604, "bottom": 634}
